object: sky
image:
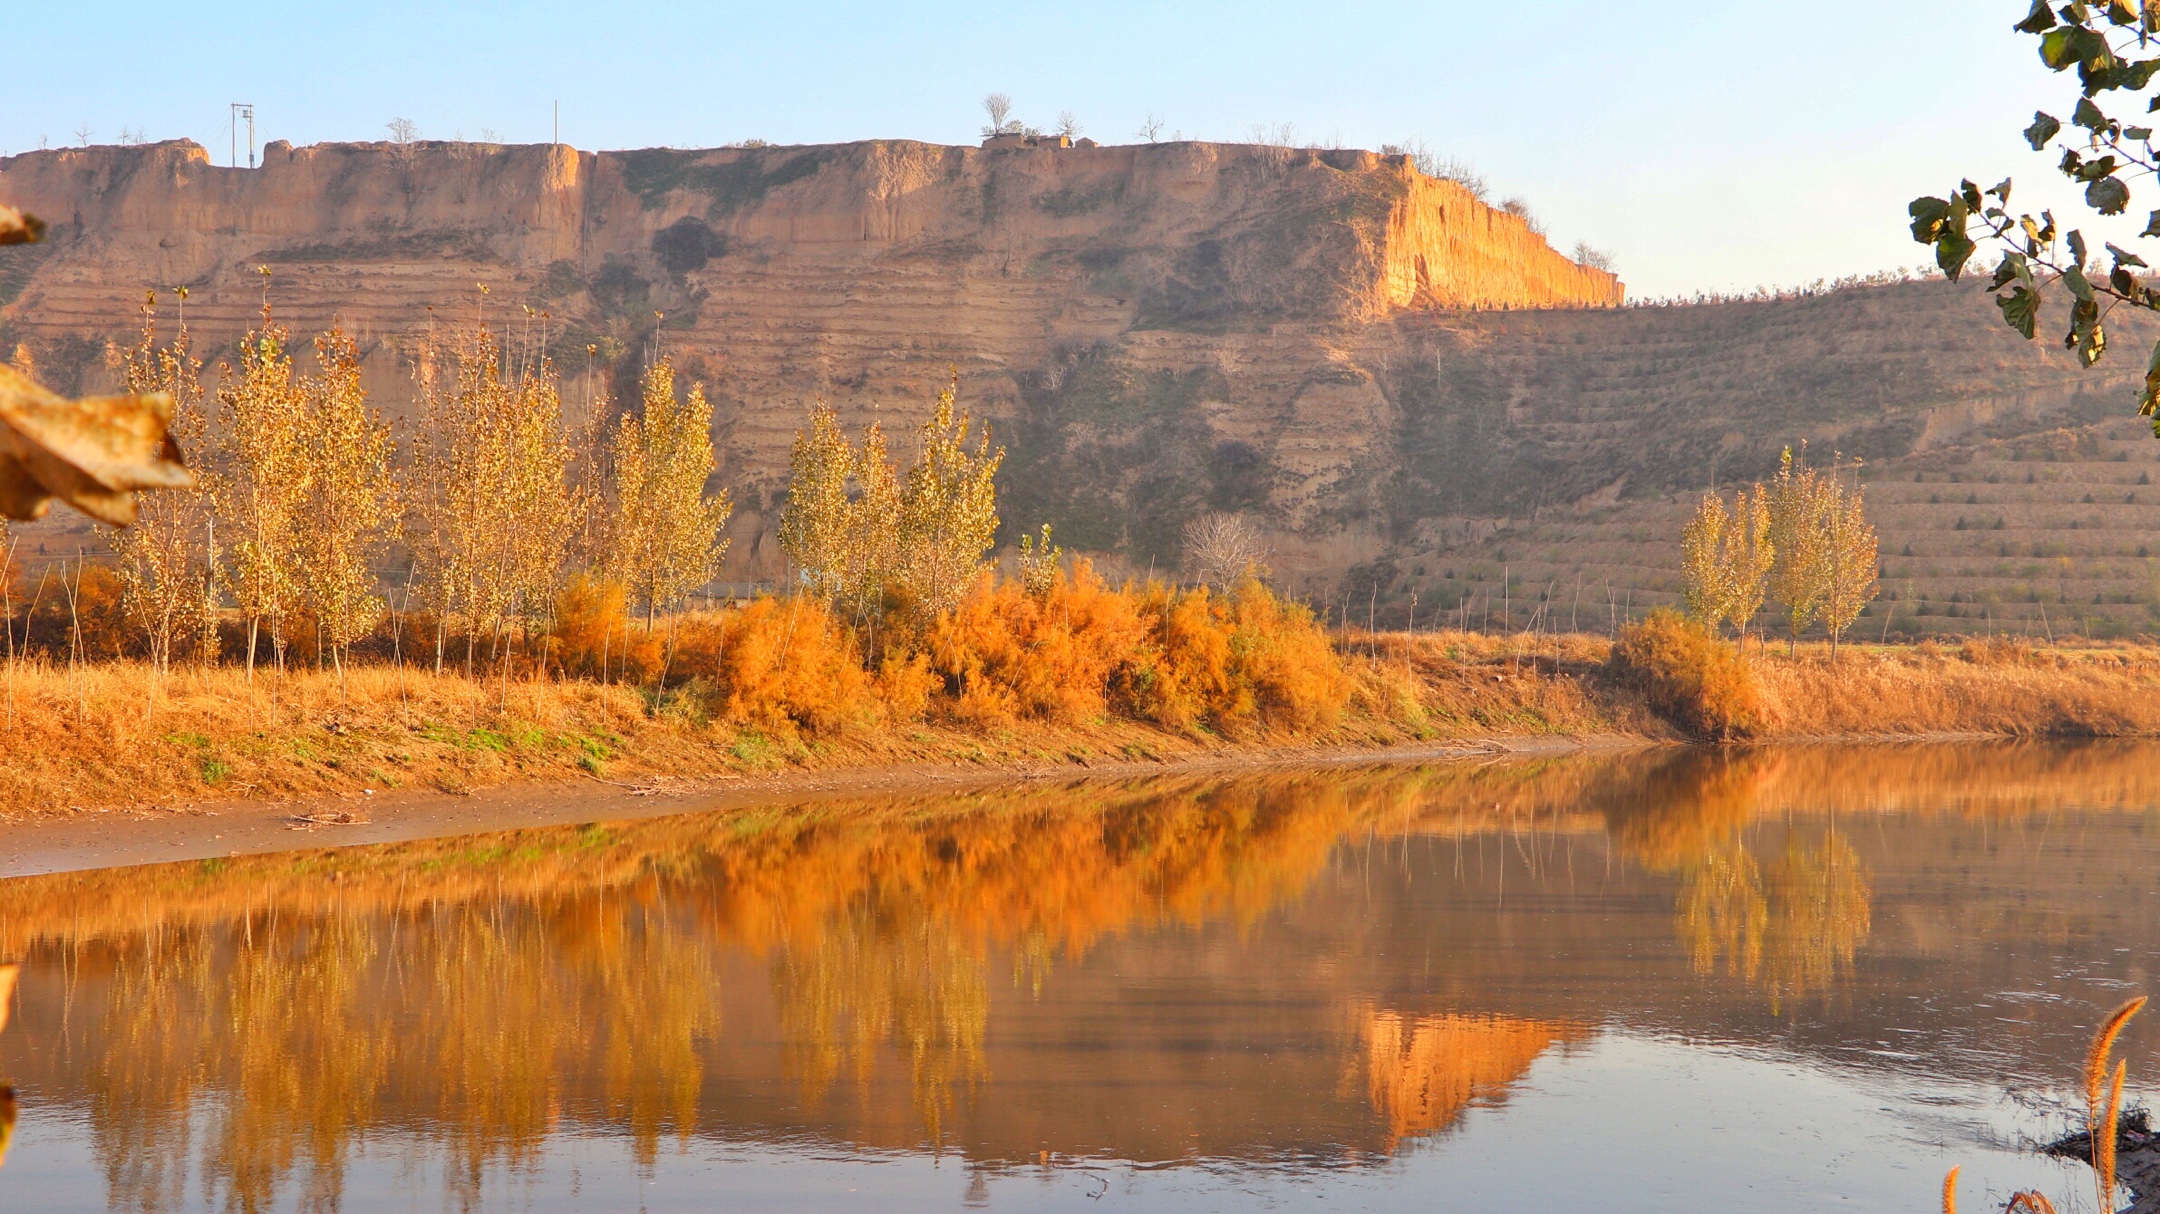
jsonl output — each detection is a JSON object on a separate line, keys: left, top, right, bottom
{"left": 0, "top": 1, "right": 2126, "bottom": 299}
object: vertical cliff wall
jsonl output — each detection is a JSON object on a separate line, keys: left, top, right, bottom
{"left": 0, "top": 136, "right": 1620, "bottom": 581}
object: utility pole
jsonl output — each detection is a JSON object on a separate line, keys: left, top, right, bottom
{"left": 554, "top": 100, "right": 559, "bottom": 147}
{"left": 229, "top": 104, "right": 255, "bottom": 168}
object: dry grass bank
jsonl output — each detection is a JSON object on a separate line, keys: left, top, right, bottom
{"left": 1589, "top": 611, "right": 2160, "bottom": 739}
{"left": 6, "top": 603, "right": 2160, "bottom": 821}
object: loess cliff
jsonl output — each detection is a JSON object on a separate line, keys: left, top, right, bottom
{"left": 4, "top": 137, "right": 2158, "bottom": 637}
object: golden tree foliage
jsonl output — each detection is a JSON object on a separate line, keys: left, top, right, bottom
{"left": 111, "top": 290, "right": 220, "bottom": 669}
{"left": 216, "top": 315, "right": 308, "bottom": 673}
{"left": 1679, "top": 449, "right": 1878, "bottom": 652}
{"left": 1680, "top": 494, "right": 1731, "bottom": 630}
{"left": 410, "top": 327, "right": 577, "bottom": 664}
{"left": 1681, "top": 488, "right": 1774, "bottom": 638}
{"left": 778, "top": 378, "right": 1001, "bottom": 621}
{"left": 607, "top": 358, "right": 731, "bottom": 623}
{"left": 1721, "top": 486, "right": 1776, "bottom": 639}
{"left": 295, "top": 329, "right": 396, "bottom": 671}
{"left": 1016, "top": 524, "right": 1061, "bottom": 598}
{"left": 1764, "top": 448, "right": 1832, "bottom": 648}
{"left": 777, "top": 402, "right": 898, "bottom": 618}
{"left": 894, "top": 377, "right": 1002, "bottom": 616}
{"left": 1821, "top": 483, "right": 1879, "bottom": 654}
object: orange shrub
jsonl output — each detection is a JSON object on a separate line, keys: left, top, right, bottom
{"left": 668, "top": 597, "right": 872, "bottom": 737}
{"left": 1607, "top": 610, "right": 1768, "bottom": 740}
{"left": 922, "top": 561, "right": 1148, "bottom": 726}
{"left": 1114, "top": 578, "right": 1350, "bottom": 737}
{"left": 550, "top": 576, "right": 647, "bottom": 680}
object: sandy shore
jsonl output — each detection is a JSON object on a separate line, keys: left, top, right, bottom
{"left": 0, "top": 733, "right": 1648, "bottom": 878}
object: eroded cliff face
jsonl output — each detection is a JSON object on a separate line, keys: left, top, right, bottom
{"left": 19, "top": 134, "right": 2126, "bottom": 618}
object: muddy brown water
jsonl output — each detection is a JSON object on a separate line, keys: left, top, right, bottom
{"left": 0, "top": 740, "right": 2156, "bottom": 1211}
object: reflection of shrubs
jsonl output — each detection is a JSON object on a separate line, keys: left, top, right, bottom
{"left": 1608, "top": 610, "right": 1768, "bottom": 739}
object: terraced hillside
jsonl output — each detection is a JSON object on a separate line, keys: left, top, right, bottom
{"left": 1339, "top": 280, "right": 2160, "bottom": 640}
{"left": 2, "top": 138, "right": 2157, "bottom": 637}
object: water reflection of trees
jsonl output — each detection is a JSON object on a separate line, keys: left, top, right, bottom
{"left": 88, "top": 893, "right": 718, "bottom": 1212}
{"left": 13, "top": 771, "right": 1447, "bottom": 1211}
{"left": 1675, "top": 831, "right": 1873, "bottom": 1011}
{"left": 5, "top": 742, "right": 2155, "bottom": 1207}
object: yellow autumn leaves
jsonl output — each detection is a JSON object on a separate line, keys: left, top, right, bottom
{"left": 1681, "top": 449, "right": 1879, "bottom": 651}
{"left": 118, "top": 290, "right": 735, "bottom": 677}
{"left": 778, "top": 376, "right": 1002, "bottom": 620}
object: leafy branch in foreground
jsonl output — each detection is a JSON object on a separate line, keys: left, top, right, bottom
{"left": 1909, "top": 2, "right": 2160, "bottom": 424}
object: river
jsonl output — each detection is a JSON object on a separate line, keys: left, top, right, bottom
{"left": 0, "top": 741, "right": 2154, "bottom": 1211}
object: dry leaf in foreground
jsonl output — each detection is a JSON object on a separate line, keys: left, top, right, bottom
{"left": 0, "top": 365, "right": 192, "bottom": 525}
{"left": 0, "top": 207, "right": 41, "bottom": 246}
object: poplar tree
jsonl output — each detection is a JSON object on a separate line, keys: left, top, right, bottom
{"left": 778, "top": 403, "right": 857, "bottom": 601}
{"left": 411, "top": 327, "right": 576, "bottom": 668}
{"left": 1681, "top": 487, "right": 1775, "bottom": 640}
{"left": 893, "top": 377, "right": 1002, "bottom": 616}
{"left": 1765, "top": 449, "right": 1832, "bottom": 652}
{"left": 1720, "top": 486, "right": 1777, "bottom": 642}
{"left": 1681, "top": 493, "right": 1733, "bottom": 631}
{"left": 607, "top": 358, "right": 732, "bottom": 626}
{"left": 296, "top": 329, "right": 396, "bottom": 676}
{"left": 777, "top": 378, "right": 1000, "bottom": 620}
{"left": 778, "top": 403, "right": 899, "bottom": 619}
{"left": 1821, "top": 481, "right": 1880, "bottom": 656}
{"left": 217, "top": 312, "right": 308, "bottom": 677}
{"left": 112, "top": 290, "right": 220, "bottom": 671}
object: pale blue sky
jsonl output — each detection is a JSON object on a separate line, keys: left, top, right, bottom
{"left": 1, "top": 1, "right": 2102, "bottom": 298}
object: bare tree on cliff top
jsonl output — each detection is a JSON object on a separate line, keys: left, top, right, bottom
{"left": 981, "top": 94, "right": 1019, "bottom": 137}
{"left": 1908, "top": 2, "right": 2160, "bottom": 430}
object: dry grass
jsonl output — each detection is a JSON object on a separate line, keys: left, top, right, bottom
{"left": 1607, "top": 611, "right": 1769, "bottom": 739}
{"left": 1752, "top": 638, "right": 2160, "bottom": 737}
{"left": 16, "top": 589, "right": 2160, "bottom": 819}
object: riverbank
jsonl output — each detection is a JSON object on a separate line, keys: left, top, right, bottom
{"left": 2, "top": 629, "right": 2159, "bottom": 840}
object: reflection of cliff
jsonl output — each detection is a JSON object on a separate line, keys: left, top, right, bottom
{"left": 1360, "top": 1009, "right": 1586, "bottom": 1147}
{"left": 6, "top": 770, "right": 1443, "bottom": 1211}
